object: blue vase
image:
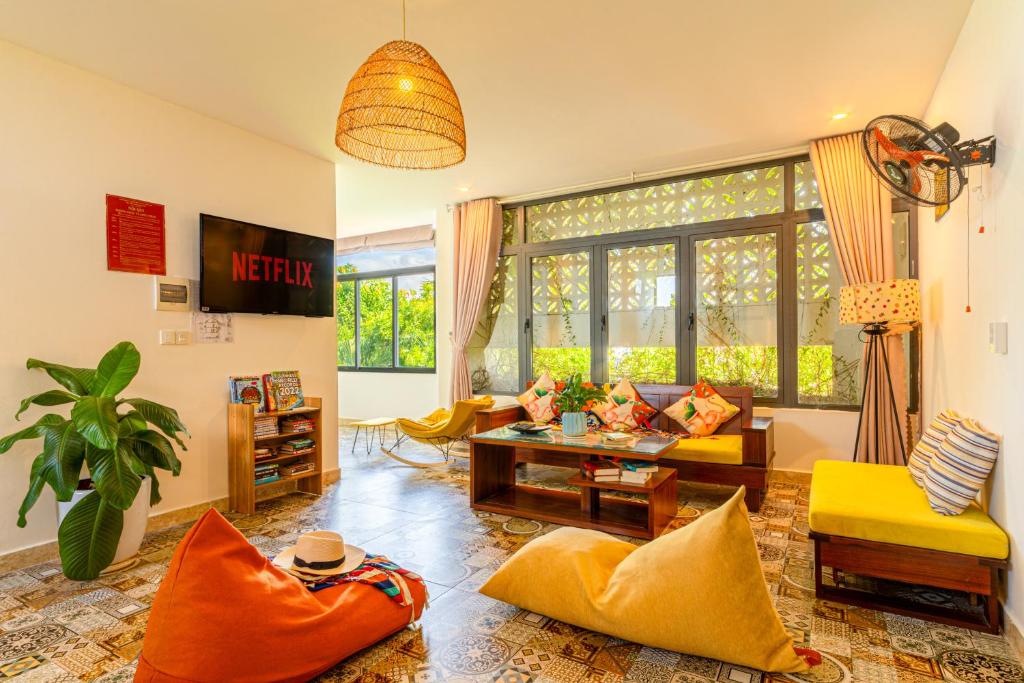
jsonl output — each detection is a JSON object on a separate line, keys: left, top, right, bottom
{"left": 562, "top": 411, "right": 587, "bottom": 437}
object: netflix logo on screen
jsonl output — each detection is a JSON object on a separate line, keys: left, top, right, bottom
{"left": 232, "top": 253, "right": 314, "bottom": 288}
{"left": 199, "top": 214, "right": 334, "bottom": 317}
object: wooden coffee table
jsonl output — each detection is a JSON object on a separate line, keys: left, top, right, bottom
{"left": 469, "top": 427, "right": 678, "bottom": 539}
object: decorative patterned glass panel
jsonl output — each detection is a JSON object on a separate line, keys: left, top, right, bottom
{"left": 336, "top": 279, "right": 356, "bottom": 366}
{"left": 468, "top": 257, "right": 519, "bottom": 392}
{"left": 527, "top": 166, "right": 784, "bottom": 242}
{"left": 796, "top": 221, "right": 859, "bottom": 404}
{"left": 531, "top": 252, "right": 591, "bottom": 379}
{"left": 694, "top": 233, "right": 778, "bottom": 397}
{"left": 794, "top": 160, "right": 823, "bottom": 210}
{"left": 607, "top": 244, "right": 676, "bottom": 384}
{"left": 358, "top": 278, "right": 393, "bottom": 368}
{"left": 502, "top": 208, "right": 517, "bottom": 246}
{"left": 396, "top": 273, "right": 435, "bottom": 368}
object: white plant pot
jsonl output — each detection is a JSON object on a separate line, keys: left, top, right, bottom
{"left": 56, "top": 476, "right": 151, "bottom": 572}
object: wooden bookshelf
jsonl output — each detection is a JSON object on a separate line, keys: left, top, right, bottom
{"left": 228, "top": 396, "right": 323, "bottom": 514}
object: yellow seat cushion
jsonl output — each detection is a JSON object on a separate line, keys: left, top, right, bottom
{"left": 809, "top": 460, "right": 1008, "bottom": 559}
{"left": 479, "top": 488, "right": 807, "bottom": 673}
{"left": 661, "top": 435, "right": 743, "bottom": 465}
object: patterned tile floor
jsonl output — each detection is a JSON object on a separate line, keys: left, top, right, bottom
{"left": 0, "top": 427, "right": 1021, "bottom": 682}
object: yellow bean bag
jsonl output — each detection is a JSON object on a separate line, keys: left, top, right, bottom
{"left": 479, "top": 487, "right": 808, "bottom": 673}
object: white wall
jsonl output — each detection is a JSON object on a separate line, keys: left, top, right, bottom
{"left": 335, "top": 180, "right": 455, "bottom": 420}
{"left": 338, "top": 372, "right": 439, "bottom": 421}
{"left": 0, "top": 40, "right": 338, "bottom": 554}
{"left": 917, "top": 0, "right": 1024, "bottom": 631}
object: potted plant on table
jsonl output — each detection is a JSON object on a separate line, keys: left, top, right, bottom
{"left": 554, "top": 373, "right": 606, "bottom": 437}
{"left": 0, "top": 341, "right": 188, "bottom": 580}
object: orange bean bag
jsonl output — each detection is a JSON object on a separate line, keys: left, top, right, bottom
{"left": 134, "top": 509, "right": 426, "bottom": 683}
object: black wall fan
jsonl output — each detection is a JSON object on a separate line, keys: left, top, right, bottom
{"left": 862, "top": 114, "right": 995, "bottom": 206}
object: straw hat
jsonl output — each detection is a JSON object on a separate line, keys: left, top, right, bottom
{"left": 272, "top": 531, "right": 366, "bottom": 579}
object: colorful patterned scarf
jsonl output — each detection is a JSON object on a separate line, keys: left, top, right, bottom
{"left": 301, "top": 554, "right": 426, "bottom": 611}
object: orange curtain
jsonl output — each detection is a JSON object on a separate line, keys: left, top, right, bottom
{"left": 451, "top": 198, "right": 502, "bottom": 402}
{"left": 811, "top": 133, "right": 909, "bottom": 465}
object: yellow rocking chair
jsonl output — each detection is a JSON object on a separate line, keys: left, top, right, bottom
{"left": 381, "top": 396, "right": 495, "bottom": 467}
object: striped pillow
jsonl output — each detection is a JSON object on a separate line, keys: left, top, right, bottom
{"left": 924, "top": 419, "right": 1000, "bottom": 515}
{"left": 907, "top": 410, "right": 963, "bottom": 488}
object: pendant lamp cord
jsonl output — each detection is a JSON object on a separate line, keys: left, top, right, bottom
{"left": 402, "top": 0, "right": 407, "bottom": 40}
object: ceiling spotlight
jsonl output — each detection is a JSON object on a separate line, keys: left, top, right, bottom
{"left": 456, "top": 186, "right": 471, "bottom": 192}
{"left": 832, "top": 112, "right": 850, "bottom": 121}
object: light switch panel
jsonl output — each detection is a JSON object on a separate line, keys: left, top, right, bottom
{"left": 990, "top": 322, "right": 1008, "bottom": 354}
{"left": 175, "top": 330, "right": 192, "bottom": 345}
{"left": 159, "top": 330, "right": 176, "bottom": 345}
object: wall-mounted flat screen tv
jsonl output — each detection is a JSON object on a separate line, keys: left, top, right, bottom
{"left": 200, "top": 214, "right": 334, "bottom": 317}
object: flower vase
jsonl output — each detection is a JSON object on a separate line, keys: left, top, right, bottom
{"left": 562, "top": 411, "right": 587, "bottom": 437}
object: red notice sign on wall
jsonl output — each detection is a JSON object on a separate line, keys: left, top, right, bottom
{"left": 106, "top": 194, "right": 166, "bottom": 275}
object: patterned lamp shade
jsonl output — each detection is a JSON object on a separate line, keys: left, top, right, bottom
{"left": 839, "top": 279, "right": 921, "bottom": 325}
{"left": 335, "top": 40, "right": 466, "bottom": 170}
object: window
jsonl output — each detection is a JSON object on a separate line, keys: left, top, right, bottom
{"left": 530, "top": 251, "right": 592, "bottom": 380}
{"left": 694, "top": 232, "right": 779, "bottom": 397}
{"left": 336, "top": 238, "right": 436, "bottom": 372}
{"left": 606, "top": 243, "right": 677, "bottom": 384}
{"left": 483, "top": 157, "right": 918, "bottom": 408}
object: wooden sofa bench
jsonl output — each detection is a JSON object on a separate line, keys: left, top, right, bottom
{"left": 474, "top": 384, "right": 774, "bottom": 512}
{"left": 809, "top": 460, "right": 1009, "bottom": 633}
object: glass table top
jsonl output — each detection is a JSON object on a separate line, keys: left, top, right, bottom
{"left": 470, "top": 426, "right": 678, "bottom": 458}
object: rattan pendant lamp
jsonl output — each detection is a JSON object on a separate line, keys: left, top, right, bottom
{"left": 335, "top": 0, "right": 466, "bottom": 169}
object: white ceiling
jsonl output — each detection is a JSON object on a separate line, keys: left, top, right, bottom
{"left": 0, "top": 0, "right": 972, "bottom": 234}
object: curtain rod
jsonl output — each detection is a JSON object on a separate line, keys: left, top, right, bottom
{"left": 496, "top": 144, "right": 809, "bottom": 205}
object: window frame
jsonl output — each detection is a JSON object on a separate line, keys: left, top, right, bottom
{"left": 487, "top": 156, "right": 918, "bottom": 410}
{"left": 337, "top": 264, "right": 437, "bottom": 374}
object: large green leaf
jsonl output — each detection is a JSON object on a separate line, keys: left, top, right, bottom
{"left": 119, "top": 398, "right": 189, "bottom": 450}
{"left": 129, "top": 430, "right": 181, "bottom": 475}
{"left": 118, "top": 410, "right": 148, "bottom": 437}
{"left": 145, "top": 465, "right": 162, "bottom": 505}
{"left": 57, "top": 490, "right": 124, "bottom": 580}
{"left": 17, "top": 453, "right": 50, "bottom": 527}
{"left": 0, "top": 414, "right": 64, "bottom": 454}
{"left": 71, "top": 397, "right": 119, "bottom": 450}
{"left": 90, "top": 342, "right": 141, "bottom": 398}
{"left": 40, "top": 420, "right": 86, "bottom": 500}
{"left": 85, "top": 444, "right": 141, "bottom": 510}
{"left": 15, "top": 390, "right": 77, "bottom": 421}
{"left": 25, "top": 359, "right": 95, "bottom": 395}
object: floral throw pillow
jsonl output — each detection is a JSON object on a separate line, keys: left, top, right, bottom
{"left": 517, "top": 371, "right": 558, "bottom": 423}
{"left": 664, "top": 381, "right": 740, "bottom": 437}
{"left": 592, "top": 379, "right": 658, "bottom": 431}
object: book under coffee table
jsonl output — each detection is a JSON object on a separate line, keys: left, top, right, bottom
{"left": 469, "top": 427, "right": 678, "bottom": 540}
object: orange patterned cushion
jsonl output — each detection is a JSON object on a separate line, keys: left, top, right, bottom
{"left": 517, "top": 371, "right": 558, "bottom": 423}
{"left": 664, "top": 381, "right": 740, "bottom": 436}
{"left": 592, "top": 379, "right": 658, "bottom": 430}
{"left": 134, "top": 509, "right": 425, "bottom": 683}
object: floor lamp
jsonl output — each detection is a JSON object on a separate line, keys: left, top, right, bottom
{"left": 838, "top": 279, "right": 920, "bottom": 464}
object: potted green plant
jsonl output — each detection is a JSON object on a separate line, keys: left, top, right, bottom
{"left": 0, "top": 341, "right": 188, "bottom": 580}
{"left": 553, "top": 373, "right": 606, "bottom": 437}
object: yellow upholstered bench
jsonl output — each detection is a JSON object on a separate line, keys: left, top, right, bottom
{"left": 809, "top": 460, "right": 1008, "bottom": 633}
{"left": 661, "top": 435, "right": 744, "bottom": 466}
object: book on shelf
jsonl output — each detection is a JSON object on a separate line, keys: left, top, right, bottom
{"left": 229, "top": 375, "right": 267, "bottom": 413}
{"left": 255, "top": 474, "right": 281, "bottom": 486}
{"left": 621, "top": 460, "right": 659, "bottom": 474}
{"left": 279, "top": 461, "right": 315, "bottom": 477}
{"left": 619, "top": 470, "right": 651, "bottom": 486}
{"left": 280, "top": 416, "right": 315, "bottom": 433}
{"left": 254, "top": 415, "right": 280, "bottom": 438}
{"left": 263, "top": 370, "right": 304, "bottom": 412}
{"left": 279, "top": 438, "right": 315, "bottom": 453}
{"left": 582, "top": 460, "right": 621, "bottom": 478}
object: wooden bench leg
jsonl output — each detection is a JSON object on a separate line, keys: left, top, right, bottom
{"left": 744, "top": 487, "right": 764, "bottom": 513}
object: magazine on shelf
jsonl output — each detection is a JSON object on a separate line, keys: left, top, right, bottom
{"left": 229, "top": 375, "right": 267, "bottom": 413}
{"left": 263, "top": 370, "right": 305, "bottom": 412}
